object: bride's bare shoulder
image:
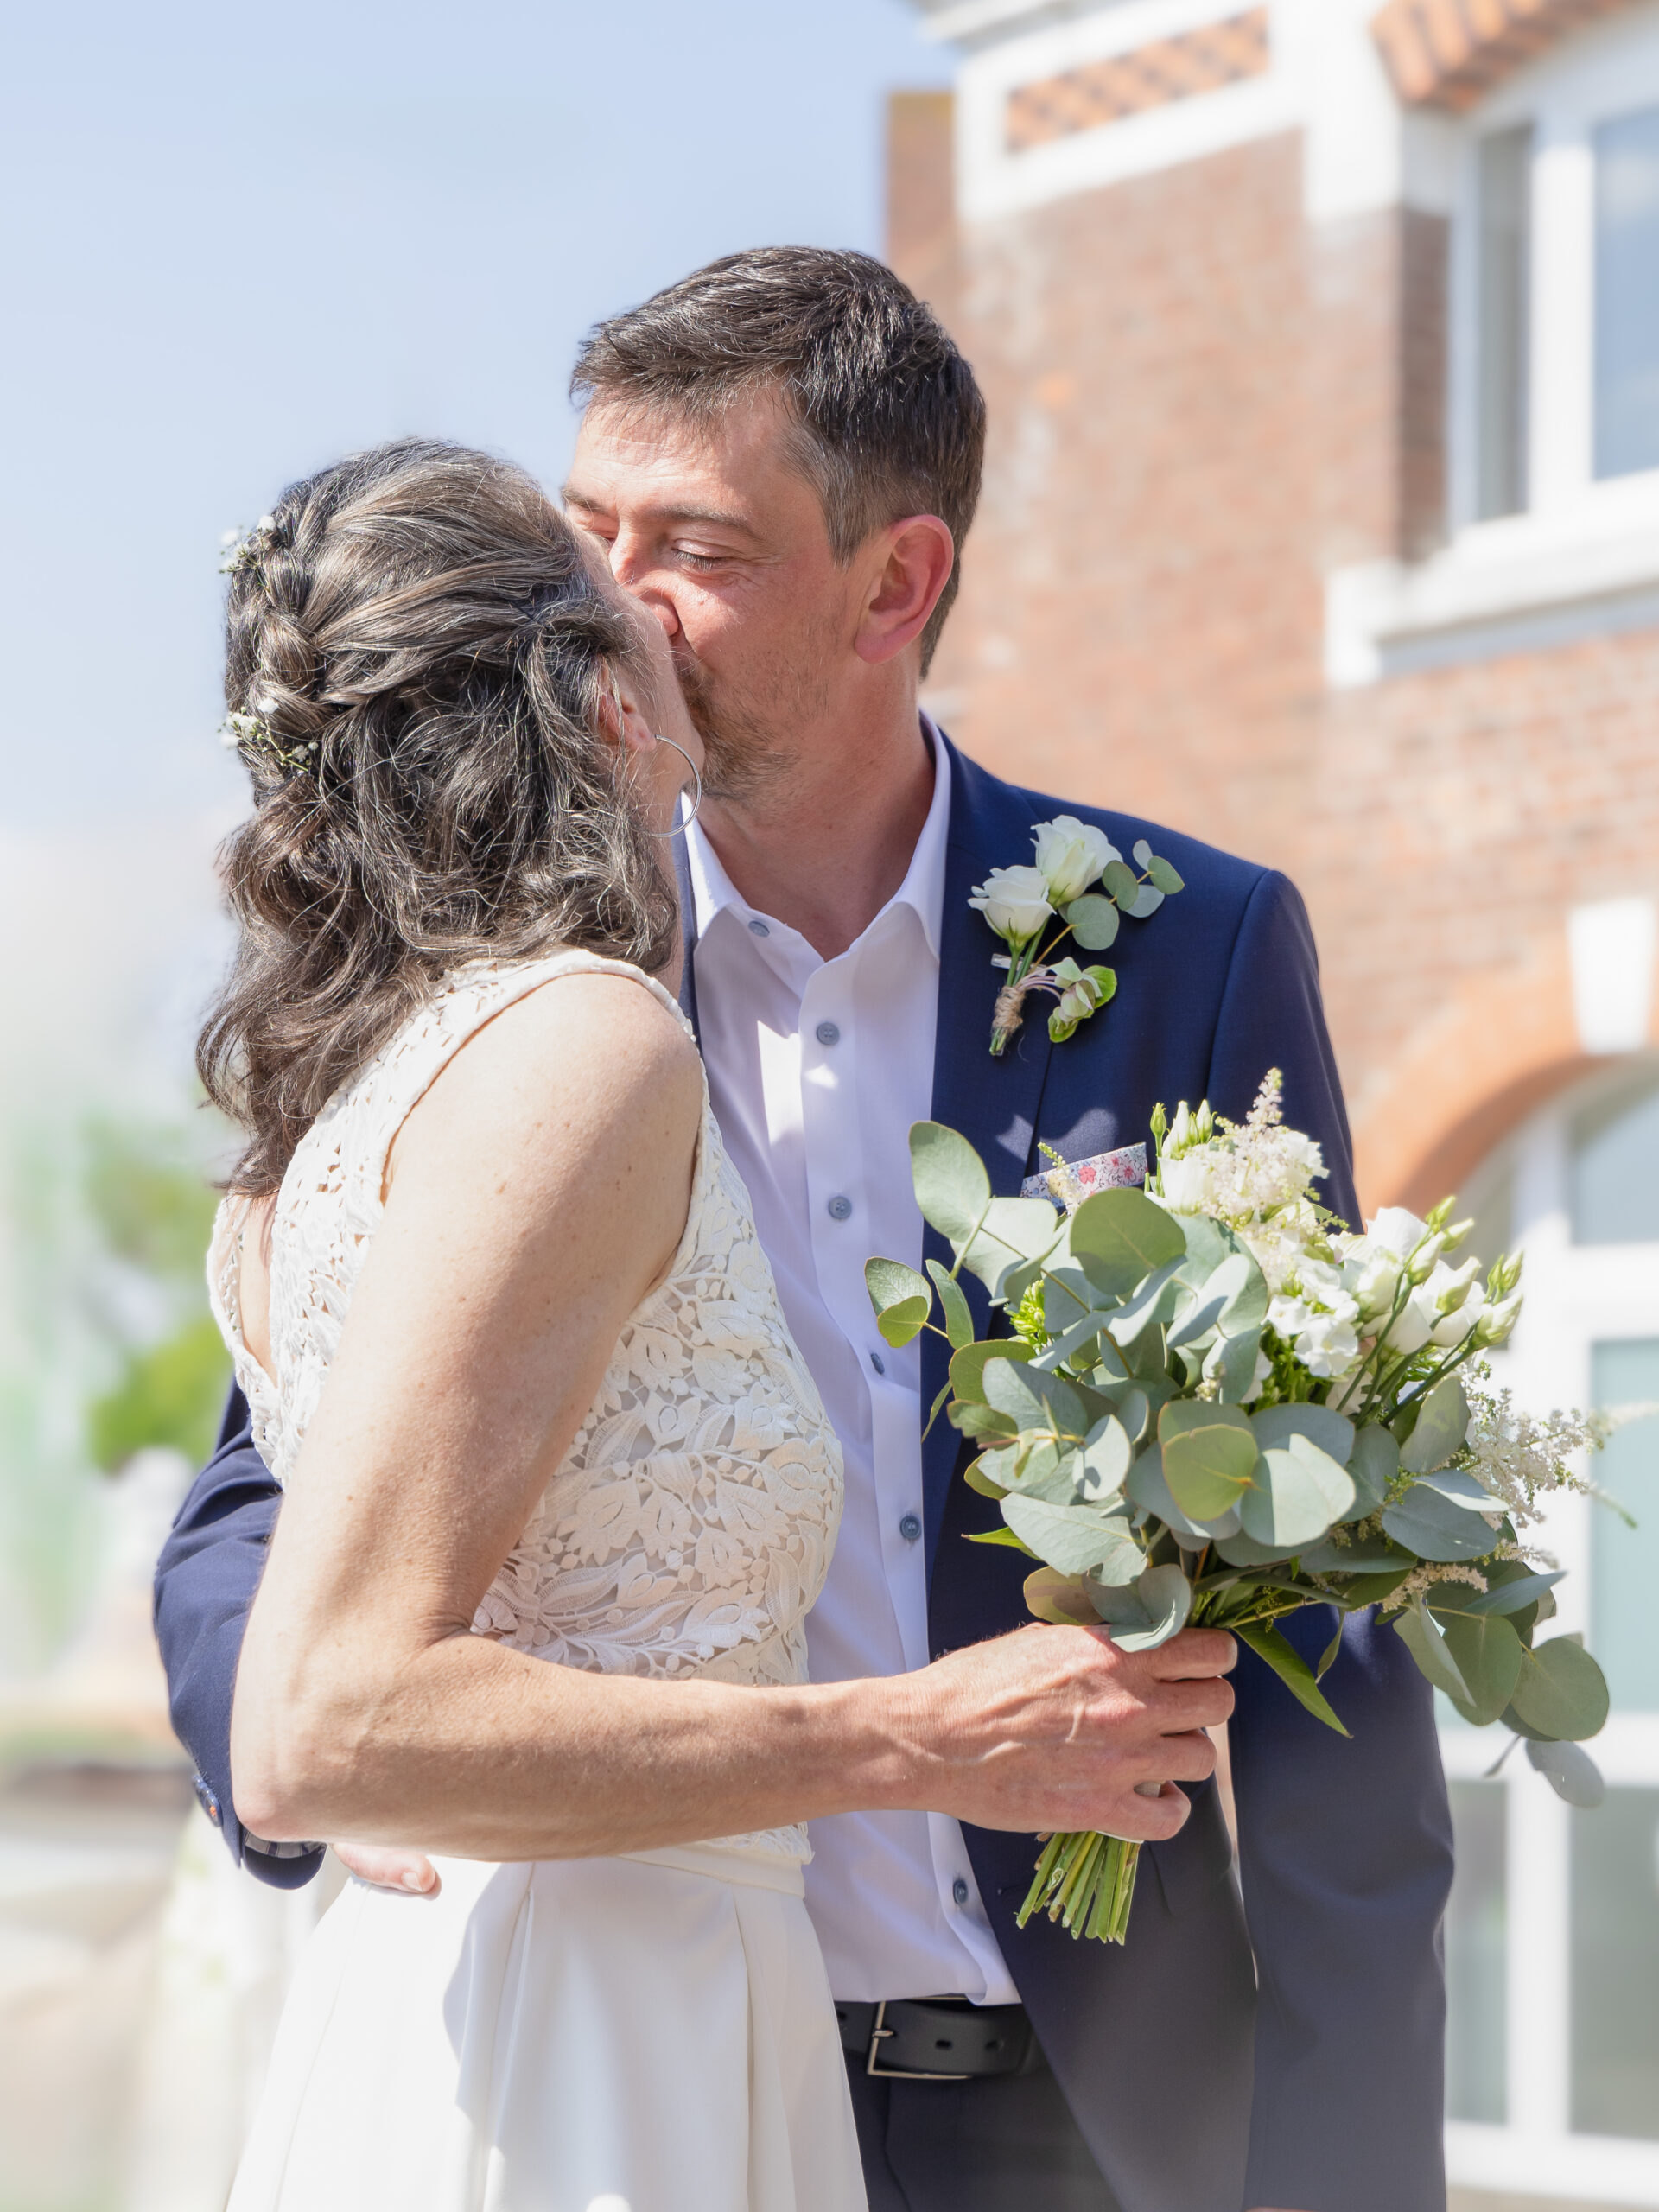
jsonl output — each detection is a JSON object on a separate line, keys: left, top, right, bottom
{"left": 389, "top": 966, "right": 702, "bottom": 1197}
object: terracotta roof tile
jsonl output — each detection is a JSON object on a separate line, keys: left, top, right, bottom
{"left": 1005, "top": 7, "right": 1269, "bottom": 152}
{"left": 1372, "top": 0, "right": 1637, "bottom": 111}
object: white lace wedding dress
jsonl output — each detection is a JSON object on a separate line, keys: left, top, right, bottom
{"left": 207, "top": 951, "right": 864, "bottom": 2212}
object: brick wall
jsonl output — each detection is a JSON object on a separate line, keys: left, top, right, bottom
{"left": 888, "top": 93, "right": 1659, "bottom": 1211}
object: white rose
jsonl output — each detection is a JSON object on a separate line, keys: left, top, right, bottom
{"left": 1031, "top": 816, "right": 1119, "bottom": 905}
{"left": 969, "top": 864, "right": 1054, "bottom": 944}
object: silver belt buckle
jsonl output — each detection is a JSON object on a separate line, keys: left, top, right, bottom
{"left": 865, "top": 1999, "right": 972, "bottom": 2082}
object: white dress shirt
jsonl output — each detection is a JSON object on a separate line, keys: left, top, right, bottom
{"left": 685, "top": 730, "right": 1019, "bottom": 2006}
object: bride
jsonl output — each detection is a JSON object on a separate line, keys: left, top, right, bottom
{"left": 202, "top": 436, "right": 861, "bottom": 2212}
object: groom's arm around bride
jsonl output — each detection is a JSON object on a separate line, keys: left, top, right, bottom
{"left": 156, "top": 247, "right": 1452, "bottom": 2212}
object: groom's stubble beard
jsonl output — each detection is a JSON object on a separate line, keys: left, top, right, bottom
{"left": 671, "top": 600, "right": 842, "bottom": 810}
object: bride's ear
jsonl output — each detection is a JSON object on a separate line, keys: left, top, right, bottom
{"left": 595, "top": 663, "right": 658, "bottom": 762}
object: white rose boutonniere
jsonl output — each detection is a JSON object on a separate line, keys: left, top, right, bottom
{"left": 1032, "top": 816, "right": 1119, "bottom": 903}
{"left": 968, "top": 864, "right": 1054, "bottom": 943}
{"left": 970, "top": 818, "right": 1185, "bottom": 1055}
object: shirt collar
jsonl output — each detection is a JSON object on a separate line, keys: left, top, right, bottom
{"left": 685, "top": 714, "right": 951, "bottom": 964}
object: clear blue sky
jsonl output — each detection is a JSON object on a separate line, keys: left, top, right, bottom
{"left": 0, "top": 0, "right": 949, "bottom": 833}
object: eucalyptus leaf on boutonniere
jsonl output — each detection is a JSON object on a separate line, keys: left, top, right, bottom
{"left": 969, "top": 817, "right": 1185, "bottom": 1055}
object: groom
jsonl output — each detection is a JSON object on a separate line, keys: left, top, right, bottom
{"left": 156, "top": 249, "right": 1452, "bottom": 2212}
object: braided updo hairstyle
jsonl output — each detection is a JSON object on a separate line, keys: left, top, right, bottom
{"left": 198, "top": 436, "right": 678, "bottom": 1195}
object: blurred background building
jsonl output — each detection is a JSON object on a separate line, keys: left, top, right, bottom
{"left": 3, "top": 0, "right": 1656, "bottom": 2206}
{"left": 890, "top": 1, "right": 1659, "bottom": 2203}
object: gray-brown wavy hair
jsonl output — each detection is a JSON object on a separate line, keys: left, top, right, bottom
{"left": 198, "top": 437, "right": 677, "bottom": 1196}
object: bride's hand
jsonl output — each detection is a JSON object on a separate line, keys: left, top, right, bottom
{"left": 908, "top": 1621, "right": 1236, "bottom": 1841}
{"left": 330, "top": 1841, "right": 441, "bottom": 1896}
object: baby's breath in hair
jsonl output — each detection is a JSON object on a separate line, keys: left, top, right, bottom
{"left": 218, "top": 514, "right": 278, "bottom": 577}
{"left": 217, "top": 709, "right": 319, "bottom": 778}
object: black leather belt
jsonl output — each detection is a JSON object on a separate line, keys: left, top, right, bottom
{"left": 836, "top": 1996, "right": 1043, "bottom": 2082}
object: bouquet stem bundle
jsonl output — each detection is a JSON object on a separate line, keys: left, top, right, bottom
{"left": 1023, "top": 1830, "right": 1141, "bottom": 1943}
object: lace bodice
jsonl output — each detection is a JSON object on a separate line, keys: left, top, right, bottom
{"left": 207, "top": 951, "right": 843, "bottom": 1864}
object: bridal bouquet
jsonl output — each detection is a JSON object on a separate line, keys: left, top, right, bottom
{"left": 866, "top": 1073, "right": 1612, "bottom": 1945}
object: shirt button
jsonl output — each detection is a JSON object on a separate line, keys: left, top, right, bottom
{"left": 747, "top": 917, "right": 771, "bottom": 938}
{"left": 870, "top": 1351, "right": 887, "bottom": 1376}
{"left": 816, "top": 1020, "right": 841, "bottom": 1046}
{"left": 953, "top": 1877, "right": 970, "bottom": 1907}
{"left": 827, "top": 1194, "right": 853, "bottom": 1222}
{"left": 899, "top": 1512, "right": 922, "bottom": 1542}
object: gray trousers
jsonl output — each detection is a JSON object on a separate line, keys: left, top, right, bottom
{"left": 843, "top": 2049, "right": 1124, "bottom": 2212}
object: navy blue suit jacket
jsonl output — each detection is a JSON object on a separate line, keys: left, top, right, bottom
{"left": 155, "top": 734, "right": 1452, "bottom": 2212}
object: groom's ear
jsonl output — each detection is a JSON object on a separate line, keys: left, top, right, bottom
{"left": 853, "top": 514, "right": 955, "bottom": 667}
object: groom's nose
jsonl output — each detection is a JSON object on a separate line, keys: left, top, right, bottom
{"left": 610, "top": 546, "right": 685, "bottom": 645}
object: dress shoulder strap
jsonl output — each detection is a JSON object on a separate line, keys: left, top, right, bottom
{"left": 296, "top": 950, "right": 696, "bottom": 1238}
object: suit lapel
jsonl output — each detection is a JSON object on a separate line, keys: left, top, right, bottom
{"left": 671, "top": 831, "right": 701, "bottom": 1040}
{"left": 921, "top": 740, "right": 1054, "bottom": 1569}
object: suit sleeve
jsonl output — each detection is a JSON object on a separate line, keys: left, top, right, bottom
{"left": 153, "top": 1388, "right": 326, "bottom": 1889}
{"left": 1207, "top": 871, "right": 1453, "bottom": 2211}
{"left": 1205, "top": 868, "right": 1359, "bottom": 1231}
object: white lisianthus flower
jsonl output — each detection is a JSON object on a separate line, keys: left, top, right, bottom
{"left": 1368, "top": 1205, "right": 1432, "bottom": 1260}
{"left": 1406, "top": 1232, "right": 1448, "bottom": 1283}
{"left": 1335, "top": 1234, "right": 1402, "bottom": 1321}
{"left": 1032, "top": 816, "right": 1120, "bottom": 905}
{"left": 1475, "top": 1290, "right": 1523, "bottom": 1347}
{"left": 1377, "top": 1292, "right": 1434, "bottom": 1357}
{"left": 969, "top": 864, "right": 1054, "bottom": 944}
{"left": 1160, "top": 1149, "right": 1224, "bottom": 1213}
{"left": 1431, "top": 1294, "right": 1484, "bottom": 1348}
{"left": 1415, "top": 1255, "right": 1483, "bottom": 1346}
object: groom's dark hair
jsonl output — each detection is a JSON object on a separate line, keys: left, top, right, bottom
{"left": 571, "top": 246, "right": 984, "bottom": 672}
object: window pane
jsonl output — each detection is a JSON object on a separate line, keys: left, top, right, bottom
{"left": 1595, "top": 105, "right": 1659, "bottom": 480}
{"left": 1446, "top": 1780, "right": 1507, "bottom": 2122}
{"left": 1570, "top": 1066, "right": 1659, "bottom": 1245}
{"left": 1592, "top": 1339, "right": 1659, "bottom": 1711}
{"left": 1572, "top": 1787, "right": 1659, "bottom": 2137}
{"left": 1478, "top": 125, "right": 1532, "bottom": 520}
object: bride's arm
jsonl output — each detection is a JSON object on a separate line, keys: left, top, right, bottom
{"left": 232, "top": 969, "right": 1232, "bottom": 1860}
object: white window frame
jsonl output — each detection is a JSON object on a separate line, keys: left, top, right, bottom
{"left": 1327, "top": 2, "right": 1659, "bottom": 686}
{"left": 1441, "top": 1063, "right": 1659, "bottom": 2205}
{"left": 1449, "top": 8, "right": 1659, "bottom": 536}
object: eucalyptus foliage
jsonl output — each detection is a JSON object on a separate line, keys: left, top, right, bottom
{"left": 867, "top": 1096, "right": 1611, "bottom": 1945}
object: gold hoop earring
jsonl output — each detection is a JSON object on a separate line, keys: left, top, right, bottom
{"left": 648, "top": 734, "right": 702, "bottom": 836}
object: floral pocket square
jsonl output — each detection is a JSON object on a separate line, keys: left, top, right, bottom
{"left": 1021, "top": 1142, "right": 1147, "bottom": 1211}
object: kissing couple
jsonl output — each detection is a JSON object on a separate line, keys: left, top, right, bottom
{"left": 158, "top": 247, "right": 1452, "bottom": 2212}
